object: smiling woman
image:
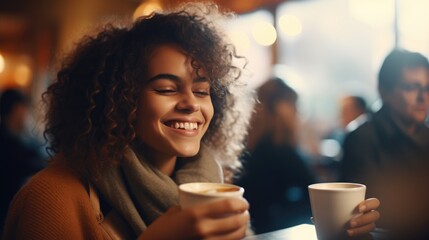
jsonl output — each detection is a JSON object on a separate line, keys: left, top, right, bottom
{"left": 135, "top": 44, "right": 215, "bottom": 174}
{"left": 2, "top": 2, "right": 254, "bottom": 240}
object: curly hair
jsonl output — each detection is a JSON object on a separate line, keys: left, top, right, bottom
{"left": 43, "top": 2, "right": 253, "bottom": 179}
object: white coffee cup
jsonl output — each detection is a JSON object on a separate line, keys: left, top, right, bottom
{"left": 178, "top": 182, "right": 244, "bottom": 208}
{"left": 308, "top": 182, "right": 366, "bottom": 240}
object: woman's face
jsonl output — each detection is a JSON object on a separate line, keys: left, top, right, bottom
{"left": 135, "top": 44, "right": 214, "bottom": 162}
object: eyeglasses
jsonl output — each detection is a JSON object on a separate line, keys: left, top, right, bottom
{"left": 398, "top": 82, "right": 429, "bottom": 94}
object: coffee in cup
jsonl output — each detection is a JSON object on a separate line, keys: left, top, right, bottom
{"left": 178, "top": 182, "right": 244, "bottom": 208}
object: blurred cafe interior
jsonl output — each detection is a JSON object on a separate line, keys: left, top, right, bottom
{"left": 1, "top": 0, "right": 429, "bottom": 238}
{"left": 2, "top": 0, "right": 429, "bottom": 176}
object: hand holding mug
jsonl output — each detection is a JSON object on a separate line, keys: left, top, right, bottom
{"left": 140, "top": 197, "right": 249, "bottom": 240}
{"left": 309, "top": 182, "right": 380, "bottom": 240}
{"left": 347, "top": 198, "right": 380, "bottom": 237}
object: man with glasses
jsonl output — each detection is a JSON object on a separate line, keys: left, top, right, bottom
{"left": 340, "top": 49, "right": 429, "bottom": 239}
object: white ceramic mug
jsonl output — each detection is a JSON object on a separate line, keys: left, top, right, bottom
{"left": 178, "top": 182, "right": 244, "bottom": 208}
{"left": 308, "top": 182, "right": 366, "bottom": 240}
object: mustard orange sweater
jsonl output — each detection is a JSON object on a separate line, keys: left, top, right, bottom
{"left": 2, "top": 160, "right": 105, "bottom": 239}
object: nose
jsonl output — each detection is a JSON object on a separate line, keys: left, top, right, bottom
{"left": 176, "top": 91, "right": 200, "bottom": 113}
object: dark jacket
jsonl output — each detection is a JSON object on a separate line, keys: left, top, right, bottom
{"left": 340, "top": 106, "right": 429, "bottom": 189}
{"left": 235, "top": 136, "right": 316, "bottom": 234}
{"left": 340, "top": 106, "right": 429, "bottom": 237}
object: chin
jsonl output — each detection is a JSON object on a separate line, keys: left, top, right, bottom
{"left": 178, "top": 151, "right": 199, "bottom": 158}
{"left": 412, "top": 113, "right": 428, "bottom": 123}
{"left": 415, "top": 117, "right": 427, "bottom": 124}
{"left": 176, "top": 146, "right": 201, "bottom": 158}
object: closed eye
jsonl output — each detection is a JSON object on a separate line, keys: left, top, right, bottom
{"left": 193, "top": 90, "right": 210, "bottom": 97}
{"left": 155, "top": 89, "right": 177, "bottom": 95}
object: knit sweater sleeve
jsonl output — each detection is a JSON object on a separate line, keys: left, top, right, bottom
{"left": 2, "top": 162, "right": 103, "bottom": 240}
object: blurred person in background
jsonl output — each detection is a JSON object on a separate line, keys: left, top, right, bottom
{"left": 340, "top": 49, "right": 429, "bottom": 239}
{"left": 340, "top": 95, "right": 370, "bottom": 133}
{"left": 319, "top": 95, "right": 370, "bottom": 180}
{"left": 236, "top": 77, "right": 380, "bottom": 237}
{"left": 0, "top": 88, "right": 46, "bottom": 233}
{"left": 235, "top": 77, "right": 315, "bottom": 234}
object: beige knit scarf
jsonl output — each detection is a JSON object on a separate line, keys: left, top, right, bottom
{"left": 93, "top": 145, "right": 223, "bottom": 236}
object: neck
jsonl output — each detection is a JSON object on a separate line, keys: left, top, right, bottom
{"left": 406, "top": 124, "right": 417, "bottom": 135}
{"left": 135, "top": 143, "right": 177, "bottom": 176}
{"left": 152, "top": 156, "right": 177, "bottom": 176}
{"left": 385, "top": 107, "right": 419, "bottom": 134}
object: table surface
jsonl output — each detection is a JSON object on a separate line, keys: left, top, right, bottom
{"left": 244, "top": 224, "right": 390, "bottom": 240}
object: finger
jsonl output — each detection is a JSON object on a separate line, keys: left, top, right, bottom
{"left": 196, "top": 198, "right": 249, "bottom": 218}
{"left": 347, "top": 223, "right": 376, "bottom": 237}
{"left": 349, "top": 210, "right": 380, "bottom": 228}
{"left": 358, "top": 198, "right": 380, "bottom": 213}
{"left": 199, "top": 210, "right": 250, "bottom": 236}
{"left": 205, "top": 224, "right": 248, "bottom": 240}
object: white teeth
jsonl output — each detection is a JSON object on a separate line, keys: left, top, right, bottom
{"left": 170, "top": 121, "right": 198, "bottom": 130}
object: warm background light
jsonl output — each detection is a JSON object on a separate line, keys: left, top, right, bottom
{"left": 133, "top": 1, "right": 163, "bottom": 21}
{"left": 348, "top": 0, "right": 394, "bottom": 27}
{"left": 397, "top": 0, "right": 429, "bottom": 53}
{"left": 223, "top": 9, "right": 274, "bottom": 89}
{"left": 227, "top": 30, "right": 251, "bottom": 54}
{"left": 13, "top": 63, "right": 32, "bottom": 87}
{"left": 0, "top": 53, "right": 5, "bottom": 73}
{"left": 278, "top": 14, "right": 302, "bottom": 37}
{"left": 251, "top": 21, "right": 277, "bottom": 46}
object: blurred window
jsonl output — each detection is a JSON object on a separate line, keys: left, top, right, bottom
{"left": 225, "top": 0, "right": 429, "bottom": 156}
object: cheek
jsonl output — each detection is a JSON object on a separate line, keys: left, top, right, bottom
{"left": 135, "top": 98, "right": 160, "bottom": 132}
{"left": 204, "top": 100, "right": 215, "bottom": 123}
{"left": 424, "top": 94, "right": 429, "bottom": 105}
{"left": 390, "top": 93, "right": 420, "bottom": 118}
{"left": 403, "top": 92, "right": 419, "bottom": 107}
{"left": 388, "top": 91, "right": 407, "bottom": 108}
{"left": 134, "top": 109, "right": 148, "bottom": 138}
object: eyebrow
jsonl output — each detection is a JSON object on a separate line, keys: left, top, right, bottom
{"left": 148, "top": 74, "right": 180, "bottom": 82}
{"left": 148, "top": 73, "right": 209, "bottom": 83}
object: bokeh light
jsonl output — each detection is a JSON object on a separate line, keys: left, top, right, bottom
{"left": 0, "top": 53, "right": 5, "bottom": 73}
{"left": 319, "top": 139, "right": 342, "bottom": 159}
{"left": 278, "top": 14, "right": 302, "bottom": 37}
{"left": 13, "top": 63, "right": 32, "bottom": 87}
{"left": 251, "top": 21, "right": 277, "bottom": 46}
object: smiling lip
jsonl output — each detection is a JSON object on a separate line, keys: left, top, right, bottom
{"left": 163, "top": 119, "right": 202, "bottom": 136}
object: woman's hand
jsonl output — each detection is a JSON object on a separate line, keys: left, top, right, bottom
{"left": 139, "top": 198, "right": 250, "bottom": 240}
{"left": 347, "top": 198, "right": 380, "bottom": 237}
